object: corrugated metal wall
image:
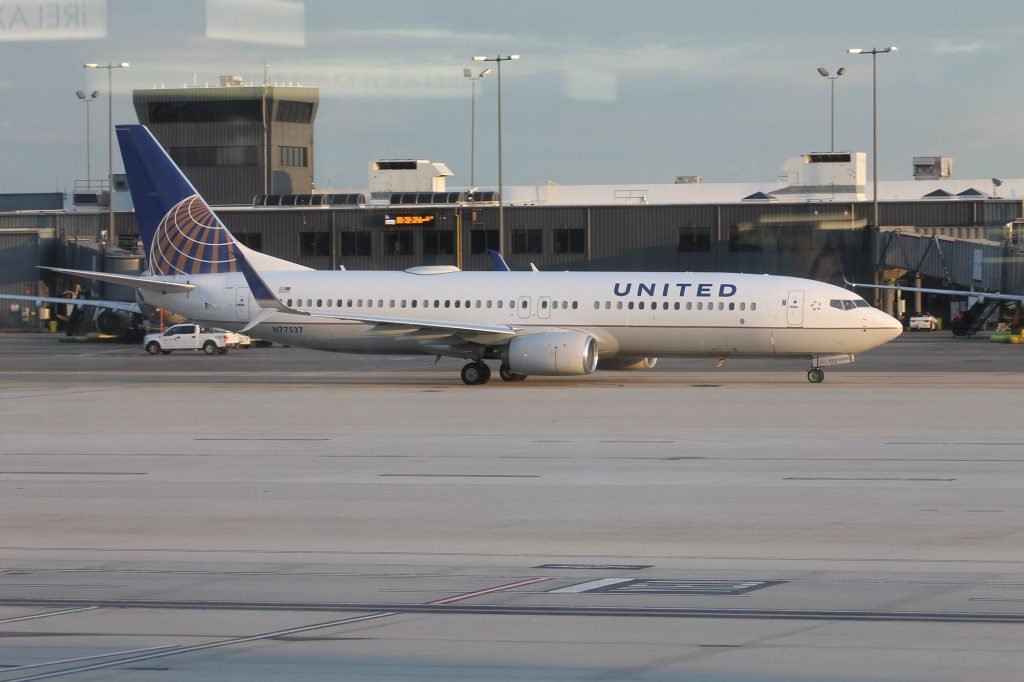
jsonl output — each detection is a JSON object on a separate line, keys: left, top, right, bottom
{"left": 0, "top": 230, "right": 54, "bottom": 329}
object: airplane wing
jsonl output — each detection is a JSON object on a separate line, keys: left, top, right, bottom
{"left": 39, "top": 266, "right": 196, "bottom": 293}
{"left": 0, "top": 293, "right": 142, "bottom": 314}
{"left": 845, "top": 278, "right": 1024, "bottom": 302}
{"left": 297, "top": 309, "right": 517, "bottom": 337}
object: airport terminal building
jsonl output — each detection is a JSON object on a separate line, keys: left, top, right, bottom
{"left": 2, "top": 81, "right": 1023, "bottom": 329}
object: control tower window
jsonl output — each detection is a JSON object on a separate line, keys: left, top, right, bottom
{"left": 169, "top": 146, "right": 257, "bottom": 167}
{"left": 280, "top": 146, "right": 308, "bottom": 167}
{"left": 276, "top": 100, "right": 314, "bottom": 123}
{"left": 147, "top": 100, "right": 261, "bottom": 123}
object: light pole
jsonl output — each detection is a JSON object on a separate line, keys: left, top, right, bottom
{"left": 816, "top": 67, "right": 845, "bottom": 152}
{"left": 472, "top": 54, "right": 519, "bottom": 256}
{"left": 75, "top": 89, "right": 100, "bottom": 186}
{"left": 84, "top": 61, "right": 130, "bottom": 247}
{"left": 463, "top": 66, "right": 492, "bottom": 187}
{"left": 846, "top": 47, "right": 897, "bottom": 229}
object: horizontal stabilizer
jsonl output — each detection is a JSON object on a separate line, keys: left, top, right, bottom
{"left": 0, "top": 293, "right": 142, "bottom": 314}
{"left": 39, "top": 267, "right": 196, "bottom": 293}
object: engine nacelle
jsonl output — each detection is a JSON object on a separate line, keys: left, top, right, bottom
{"left": 96, "top": 309, "right": 130, "bottom": 336}
{"left": 596, "top": 355, "right": 658, "bottom": 371}
{"left": 504, "top": 332, "right": 598, "bottom": 376}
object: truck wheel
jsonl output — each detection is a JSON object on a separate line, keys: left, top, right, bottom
{"left": 146, "top": 341, "right": 161, "bottom": 355}
{"left": 203, "top": 340, "right": 218, "bottom": 355}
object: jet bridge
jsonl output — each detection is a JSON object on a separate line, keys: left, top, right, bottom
{"left": 871, "top": 228, "right": 1008, "bottom": 318}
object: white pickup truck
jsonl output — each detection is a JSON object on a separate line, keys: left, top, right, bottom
{"left": 144, "top": 324, "right": 234, "bottom": 355}
{"left": 908, "top": 313, "right": 939, "bottom": 331}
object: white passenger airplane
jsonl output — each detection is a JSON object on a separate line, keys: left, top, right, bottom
{"left": 1, "top": 125, "right": 902, "bottom": 384}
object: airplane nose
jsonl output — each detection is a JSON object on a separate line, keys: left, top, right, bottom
{"left": 879, "top": 310, "right": 904, "bottom": 340}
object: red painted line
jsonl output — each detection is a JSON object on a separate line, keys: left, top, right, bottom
{"left": 429, "top": 577, "right": 552, "bottom": 605}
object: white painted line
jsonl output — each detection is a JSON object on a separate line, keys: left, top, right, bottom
{"left": 2, "top": 645, "right": 177, "bottom": 673}
{"left": 430, "top": 577, "right": 552, "bottom": 605}
{"left": 549, "top": 578, "right": 635, "bottom": 594}
{"left": 0, "top": 607, "right": 97, "bottom": 624}
{"left": 4, "top": 612, "right": 398, "bottom": 682}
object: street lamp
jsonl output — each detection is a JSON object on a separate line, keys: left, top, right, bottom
{"left": 75, "top": 89, "right": 100, "bottom": 186}
{"left": 816, "top": 67, "right": 845, "bottom": 152}
{"left": 83, "top": 62, "right": 130, "bottom": 247}
{"left": 846, "top": 47, "right": 897, "bottom": 229}
{"left": 463, "top": 66, "right": 492, "bottom": 187}
{"left": 472, "top": 54, "right": 519, "bottom": 256}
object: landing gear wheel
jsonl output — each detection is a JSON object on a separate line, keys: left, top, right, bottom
{"left": 807, "top": 368, "right": 825, "bottom": 384}
{"left": 461, "top": 361, "right": 491, "bottom": 385}
{"left": 203, "top": 340, "right": 218, "bottom": 355}
{"left": 146, "top": 341, "right": 161, "bottom": 355}
{"left": 499, "top": 364, "right": 528, "bottom": 382}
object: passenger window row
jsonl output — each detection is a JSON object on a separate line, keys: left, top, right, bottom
{"left": 282, "top": 297, "right": 581, "bottom": 311}
{"left": 280, "top": 296, "right": 756, "bottom": 314}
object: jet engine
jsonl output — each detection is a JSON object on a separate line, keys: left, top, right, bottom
{"left": 95, "top": 308, "right": 130, "bottom": 336}
{"left": 596, "top": 355, "right": 658, "bottom": 371}
{"left": 503, "top": 331, "right": 598, "bottom": 376}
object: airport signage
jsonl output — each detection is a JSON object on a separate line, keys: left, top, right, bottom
{"left": 384, "top": 214, "right": 436, "bottom": 226}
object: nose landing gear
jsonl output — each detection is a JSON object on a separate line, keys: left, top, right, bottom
{"left": 807, "top": 368, "right": 825, "bottom": 384}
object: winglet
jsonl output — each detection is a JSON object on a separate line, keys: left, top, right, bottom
{"left": 488, "top": 249, "right": 511, "bottom": 272}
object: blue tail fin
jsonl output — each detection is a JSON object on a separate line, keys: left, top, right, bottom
{"left": 116, "top": 124, "right": 240, "bottom": 276}
{"left": 488, "top": 249, "right": 511, "bottom": 271}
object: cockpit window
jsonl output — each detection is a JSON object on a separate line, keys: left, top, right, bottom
{"left": 830, "top": 298, "right": 865, "bottom": 311}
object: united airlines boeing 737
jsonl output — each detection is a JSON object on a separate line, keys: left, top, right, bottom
{"left": 4, "top": 125, "right": 903, "bottom": 384}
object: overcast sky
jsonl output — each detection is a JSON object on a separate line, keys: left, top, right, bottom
{"left": 1, "top": 0, "right": 1021, "bottom": 195}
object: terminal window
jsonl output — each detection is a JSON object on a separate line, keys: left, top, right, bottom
{"left": 383, "top": 230, "right": 414, "bottom": 256}
{"left": 727, "top": 225, "right": 763, "bottom": 252}
{"left": 422, "top": 229, "right": 455, "bottom": 256}
{"left": 299, "top": 231, "right": 330, "bottom": 257}
{"left": 553, "top": 228, "right": 585, "bottom": 254}
{"left": 678, "top": 225, "right": 711, "bottom": 252}
{"left": 340, "top": 231, "right": 372, "bottom": 256}
{"left": 234, "top": 232, "right": 263, "bottom": 251}
{"left": 280, "top": 146, "right": 308, "bottom": 167}
{"left": 470, "top": 229, "right": 499, "bottom": 254}
{"left": 512, "top": 229, "right": 543, "bottom": 254}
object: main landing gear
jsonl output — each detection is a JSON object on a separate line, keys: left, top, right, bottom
{"left": 807, "top": 368, "right": 825, "bottom": 384}
{"left": 460, "top": 361, "right": 529, "bottom": 385}
{"left": 460, "top": 361, "right": 491, "bottom": 385}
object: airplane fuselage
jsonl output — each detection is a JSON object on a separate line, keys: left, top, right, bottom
{"left": 136, "top": 269, "right": 902, "bottom": 360}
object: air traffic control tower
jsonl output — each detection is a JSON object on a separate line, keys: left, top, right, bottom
{"left": 133, "top": 75, "right": 318, "bottom": 205}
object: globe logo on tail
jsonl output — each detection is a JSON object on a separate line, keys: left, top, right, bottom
{"left": 150, "top": 194, "right": 239, "bottom": 275}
